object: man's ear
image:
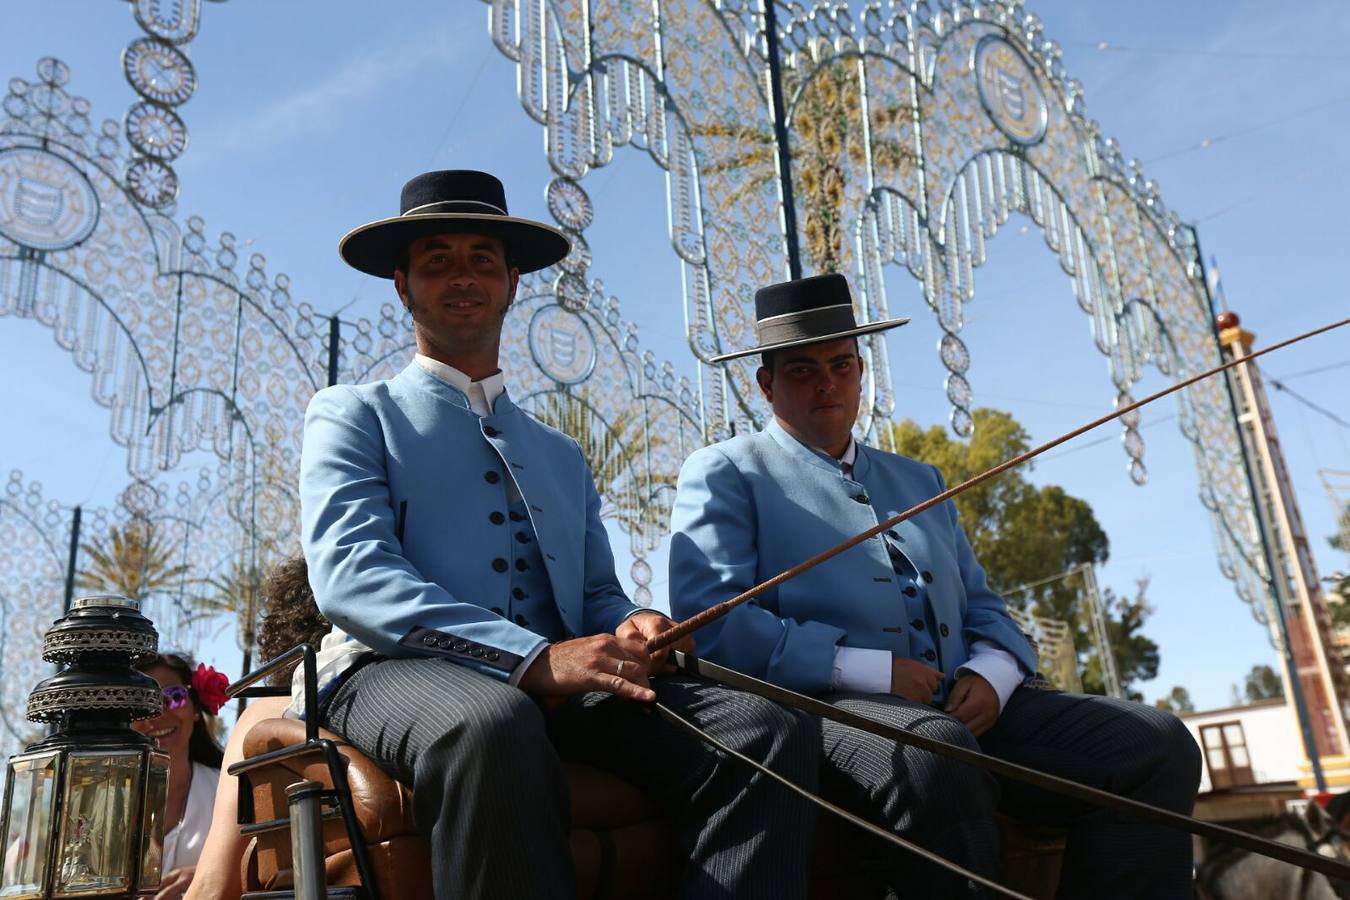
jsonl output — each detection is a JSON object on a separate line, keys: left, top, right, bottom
{"left": 393, "top": 270, "right": 412, "bottom": 313}
{"left": 507, "top": 267, "right": 520, "bottom": 307}
{"left": 755, "top": 366, "right": 773, "bottom": 403}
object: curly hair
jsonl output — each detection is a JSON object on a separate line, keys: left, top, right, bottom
{"left": 259, "top": 556, "right": 331, "bottom": 685}
{"left": 136, "top": 652, "right": 226, "bottom": 769}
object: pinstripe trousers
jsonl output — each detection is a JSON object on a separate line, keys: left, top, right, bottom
{"left": 821, "top": 686, "right": 1202, "bottom": 900}
{"left": 322, "top": 658, "right": 819, "bottom": 900}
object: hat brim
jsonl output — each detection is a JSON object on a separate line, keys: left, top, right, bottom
{"left": 708, "top": 317, "right": 911, "bottom": 364}
{"left": 339, "top": 213, "right": 571, "bottom": 278}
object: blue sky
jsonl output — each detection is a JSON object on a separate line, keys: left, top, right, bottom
{"left": 1, "top": 1, "right": 1348, "bottom": 712}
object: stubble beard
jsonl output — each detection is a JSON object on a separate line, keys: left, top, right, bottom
{"left": 404, "top": 282, "right": 510, "bottom": 361}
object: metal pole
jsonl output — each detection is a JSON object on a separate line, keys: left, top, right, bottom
{"left": 62, "top": 505, "right": 81, "bottom": 612}
{"left": 1195, "top": 240, "right": 1325, "bottom": 791}
{"left": 286, "top": 780, "right": 329, "bottom": 900}
{"left": 1079, "top": 563, "right": 1123, "bottom": 698}
{"left": 761, "top": 0, "right": 802, "bottom": 280}
{"left": 327, "top": 316, "right": 340, "bottom": 387}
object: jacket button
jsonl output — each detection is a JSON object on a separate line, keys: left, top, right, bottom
{"left": 515, "top": 559, "right": 529, "bottom": 572}
{"left": 470, "top": 647, "right": 485, "bottom": 658}
{"left": 512, "top": 587, "right": 526, "bottom": 600}
{"left": 485, "top": 471, "right": 501, "bottom": 484}
{"left": 940, "top": 624, "right": 950, "bottom": 637}
{"left": 911, "top": 619, "right": 924, "bottom": 631}
{"left": 452, "top": 640, "right": 469, "bottom": 652}
{"left": 514, "top": 614, "right": 530, "bottom": 627}
{"left": 437, "top": 637, "right": 454, "bottom": 649}
{"left": 515, "top": 532, "right": 530, "bottom": 544}
{"left": 486, "top": 650, "right": 500, "bottom": 662}
{"left": 903, "top": 586, "right": 918, "bottom": 597}
{"left": 923, "top": 649, "right": 936, "bottom": 661}
{"left": 853, "top": 494, "right": 869, "bottom": 504}
{"left": 489, "top": 511, "right": 505, "bottom": 525}
{"left": 483, "top": 425, "right": 499, "bottom": 437}
{"left": 492, "top": 558, "right": 508, "bottom": 573}
{"left": 921, "top": 570, "right": 933, "bottom": 583}
{"left": 421, "top": 634, "right": 438, "bottom": 646}
{"left": 509, "top": 511, "right": 525, "bottom": 522}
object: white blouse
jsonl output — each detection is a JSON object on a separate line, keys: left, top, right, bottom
{"left": 162, "top": 762, "right": 220, "bottom": 873}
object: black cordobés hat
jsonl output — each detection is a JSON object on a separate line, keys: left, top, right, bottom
{"left": 711, "top": 272, "right": 909, "bottom": 363}
{"left": 339, "top": 170, "right": 571, "bottom": 278}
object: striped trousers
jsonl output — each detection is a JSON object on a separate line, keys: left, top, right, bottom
{"left": 822, "top": 687, "right": 1202, "bottom": 899}
{"left": 322, "top": 658, "right": 819, "bottom": 900}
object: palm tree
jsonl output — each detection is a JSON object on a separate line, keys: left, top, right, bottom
{"left": 530, "top": 391, "right": 675, "bottom": 535}
{"left": 77, "top": 520, "right": 191, "bottom": 602}
{"left": 696, "top": 60, "right": 915, "bottom": 273}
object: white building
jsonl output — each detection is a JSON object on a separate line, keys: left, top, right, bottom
{"left": 1180, "top": 697, "right": 1306, "bottom": 792}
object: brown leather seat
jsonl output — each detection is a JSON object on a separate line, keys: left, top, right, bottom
{"left": 238, "top": 717, "right": 1064, "bottom": 899}
{"left": 239, "top": 717, "right": 676, "bottom": 899}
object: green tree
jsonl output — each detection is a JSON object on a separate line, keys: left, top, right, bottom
{"left": 1081, "top": 579, "right": 1160, "bottom": 701}
{"left": 1329, "top": 502, "right": 1349, "bottom": 554}
{"left": 77, "top": 520, "right": 190, "bottom": 601}
{"left": 1243, "top": 664, "right": 1284, "bottom": 702}
{"left": 890, "top": 408, "right": 1161, "bottom": 698}
{"left": 1155, "top": 685, "right": 1195, "bottom": 714}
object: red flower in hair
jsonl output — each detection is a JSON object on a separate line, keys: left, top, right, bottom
{"left": 192, "top": 663, "right": 230, "bottom": 715}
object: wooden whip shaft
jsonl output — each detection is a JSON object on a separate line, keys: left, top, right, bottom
{"left": 648, "top": 316, "right": 1350, "bottom": 654}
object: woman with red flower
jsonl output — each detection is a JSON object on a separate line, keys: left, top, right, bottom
{"left": 132, "top": 652, "right": 229, "bottom": 900}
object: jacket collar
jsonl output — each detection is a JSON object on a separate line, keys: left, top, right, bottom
{"left": 396, "top": 361, "right": 520, "bottom": 418}
{"left": 765, "top": 418, "right": 853, "bottom": 479}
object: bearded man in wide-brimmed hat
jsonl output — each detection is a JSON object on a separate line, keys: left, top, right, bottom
{"left": 297, "top": 171, "right": 818, "bottom": 898}
{"left": 669, "top": 272, "right": 1202, "bottom": 898}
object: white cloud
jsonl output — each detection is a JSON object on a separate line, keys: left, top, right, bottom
{"left": 182, "top": 32, "right": 457, "bottom": 167}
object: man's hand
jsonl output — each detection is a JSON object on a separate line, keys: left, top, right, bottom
{"left": 946, "top": 672, "right": 1000, "bottom": 737}
{"left": 891, "top": 658, "right": 944, "bottom": 704}
{"left": 517, "top": 634, "right": 656, "bottom": 702}
{"left": 616, "top": 611, "right": 695, "bottom": 674}
{"left": 155, "top": 866, "right": 194, "bottom": 900}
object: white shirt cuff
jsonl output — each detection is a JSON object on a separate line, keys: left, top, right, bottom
{"left": 508, "top": 639, "right": 550, "bottom": 686}
{"left": 831, "top": 646, "right": 891, "bottom": 694}
{"left": 955, "top": 640, "right": 1025, "bottom": 712}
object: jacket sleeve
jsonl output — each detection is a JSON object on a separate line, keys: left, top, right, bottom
{"left": 300, "top": 386, "right": 546, "bottom": 679}
{"left": 576, "top": 441, "right": 643, "bottom": 634}
{"left": 669, "top": 446, "right": 846, "bottom": 694}
{"left": 935, "top": 465, "right": 1039, "bottom": 676}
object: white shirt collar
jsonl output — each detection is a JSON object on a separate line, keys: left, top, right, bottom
{"left": 839, "top": 436, "right": 857, "bottom": 468}
{"left": 415, "top": 354, "right": 505, "bottom": 416}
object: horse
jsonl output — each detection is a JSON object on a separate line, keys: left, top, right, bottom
{"left": 1195, "top": 799, "right": 1350, "bottom": 900}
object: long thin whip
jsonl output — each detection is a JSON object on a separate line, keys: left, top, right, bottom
{"left": 649, "top": 316, "right": 1349, "bottom": 654}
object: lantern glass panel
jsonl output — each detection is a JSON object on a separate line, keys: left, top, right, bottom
{"left": 136, "top": 754, "right": 168, "bottom": 892}
{"left": 54, "top": 753, "right": 141, "bottom": 895}
{"left": 0, "top": 752, "right": 61, "bottom": 899}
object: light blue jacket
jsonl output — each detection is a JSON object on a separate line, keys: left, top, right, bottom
{"left": 299, "top": 362, "right": 639, "bottom": 680}
{"left": 669, "top": 420, "right": 1036, "bottom": 696}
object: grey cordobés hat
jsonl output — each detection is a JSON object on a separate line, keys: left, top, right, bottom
{"left": 339, "top": 169, "right": 571, "bottom": 278}
{"left": 709, "top": 272, "right": 910, "bottom": 363}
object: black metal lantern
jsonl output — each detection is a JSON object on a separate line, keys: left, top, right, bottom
{"left": 0, "top": 595, "right": 170, "bottom": 899}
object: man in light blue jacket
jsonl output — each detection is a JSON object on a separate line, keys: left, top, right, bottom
{"left": 300, "top": 171, "right": 816, "bottom": 899}
{"left": 670, "top": 273, "right": 1201, "bottom": 898}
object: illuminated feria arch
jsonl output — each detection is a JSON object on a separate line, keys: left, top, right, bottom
{"left": 481, "top": 0, "right": 1277, "bottom": 633}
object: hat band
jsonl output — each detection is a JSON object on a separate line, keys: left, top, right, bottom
{"left": 756, "top": 303, "right": 859, "bottom": 347}
{"left": 403, "top": 199, "right": 508, "bottom": 217}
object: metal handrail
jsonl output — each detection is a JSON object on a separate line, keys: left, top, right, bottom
{"left": 226, "top": 643, "right": 379, "bottom": 899}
